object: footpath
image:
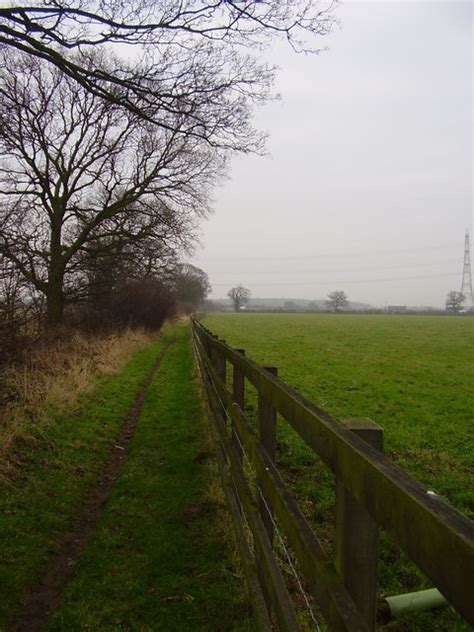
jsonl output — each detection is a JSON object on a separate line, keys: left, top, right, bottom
{"left": 0, "top": 324, "right": 251, "bottom": 631}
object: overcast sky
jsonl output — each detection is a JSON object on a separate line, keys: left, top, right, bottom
{"left": 190, "top": 1, "right": 472, "bottom": 308}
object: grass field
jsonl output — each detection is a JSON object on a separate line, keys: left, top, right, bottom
{"left": 203, "top": 312, "right": 474, "bottom": 630}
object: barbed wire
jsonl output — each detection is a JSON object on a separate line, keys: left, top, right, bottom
{"left": 232, "top": 427, "right": 322, "bottom": 632}
{"left": 200, "top": 353, "right": 321, "bottom": 631}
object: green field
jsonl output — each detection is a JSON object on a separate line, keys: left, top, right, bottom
{"left": 203, "top": 313, "right": 473, "bottom": 630}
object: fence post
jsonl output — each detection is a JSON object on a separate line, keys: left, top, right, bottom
{"left": 209, "top": 332, "right": 218, "bottom": 363}
{"left": 211, "top": 338, "right": 226, "bottom": 383}
{"left": 232, "top": 349, "right": 246, "bottom": 464}
{"left": 257, "top": 366, "right": 278, "bottom": 543}
{"left": 335, "top": 417, "right": 384, "bottom": 631}
{"left": 203, "top": 328, "right": 212, "bottom": 358}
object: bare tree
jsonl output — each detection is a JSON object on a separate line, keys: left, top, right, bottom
{"left": 0, "top": 2, "right": 337, "bottom": 130}
{"left": 326, "top": 290, "right": 348, "bottom": 312}
{"left": 445, "top": 291, "right": 465, "bottom": 314}
{"left": 228, "top": 285, "right": 251, "bottom": 312}
{"left": 0, "top": 50, "right": 220, "bottom": 326}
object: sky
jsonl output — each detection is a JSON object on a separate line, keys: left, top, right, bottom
{"left": 190, "top": 1, "right": 473, "bottom": 308}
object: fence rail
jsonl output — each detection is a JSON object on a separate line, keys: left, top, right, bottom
{"left": 191, "top": 317, "right": 474, "bottom": 630}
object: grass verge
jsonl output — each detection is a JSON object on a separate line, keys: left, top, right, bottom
{"left": 46, "top": 324, "right": 252, "bottom": 631}
{"left": 0, "top": 334, "right": 166, "bottom": 628}
{"left": 0, "top": 327, "right": 156, "bottom": 479}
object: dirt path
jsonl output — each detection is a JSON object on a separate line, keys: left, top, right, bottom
{"left": 9, "top": 342, "right": 174, "bottom": 632}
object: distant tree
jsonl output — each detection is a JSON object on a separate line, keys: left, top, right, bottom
{"left": 445, "top": 291, "right": 465, "bottom": 313}
{"left": 326, "top": 290, "right": 348, "bottom": 313}
{"left": 173, "top": 264, "right": 211, "bottom": 314}
{"left": 228, "top": 285, "right": 251, "bottom": 312}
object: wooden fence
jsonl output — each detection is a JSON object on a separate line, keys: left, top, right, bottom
{"left": 191, "top": 317, "right": 474, "bottom": 631}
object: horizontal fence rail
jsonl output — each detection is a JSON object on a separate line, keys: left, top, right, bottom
{"left": 191, "top": 317, "right": 474, "bottom": 630}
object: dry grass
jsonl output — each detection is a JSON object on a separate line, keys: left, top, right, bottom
{"left": 0, "top": 327, "right": 157, "bottom": 478}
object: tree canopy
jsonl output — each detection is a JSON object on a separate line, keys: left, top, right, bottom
{"left": 0, "top": 2, "right": 337, "bottom": 144}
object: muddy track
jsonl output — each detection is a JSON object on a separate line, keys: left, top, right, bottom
{"left": 9, "top": 342, "right": 174, "bottom": 632}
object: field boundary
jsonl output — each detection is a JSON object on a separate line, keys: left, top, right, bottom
{"left": 191, "top": 317, "right": 474, "bottom": 630}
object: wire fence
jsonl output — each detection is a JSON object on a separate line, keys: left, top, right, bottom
{"left": 206, "top": 350, "right": 321, "bottom": 629}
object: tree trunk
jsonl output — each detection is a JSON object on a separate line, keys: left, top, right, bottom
{"left": 46, "top": 223, "right": 65, "bottom": 328}
{"left": 46, "top": 275, "right": 65, "bottom": 327}
{"left": 46, "top": 288, "right": 64, "bottom": 327}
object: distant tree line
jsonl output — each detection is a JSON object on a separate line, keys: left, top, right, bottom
{"left": 224, "top": 288, "right": 350, "bottom": 313}
{"left": 208, "top": 288, "right": 473, "bottom": 316}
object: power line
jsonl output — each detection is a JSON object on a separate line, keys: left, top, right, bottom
{"left": 203, "top": 259, "right": 461, "bottom": 276}
{"left": 210, "top": 272, "right": 459, "bottom": 287}
{"left": 193, "top": 243, "right": 460, "bottom": 263}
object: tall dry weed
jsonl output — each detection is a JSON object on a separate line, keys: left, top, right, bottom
{"left": 0, "top": 328, "right": 155, "bottom": 479}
